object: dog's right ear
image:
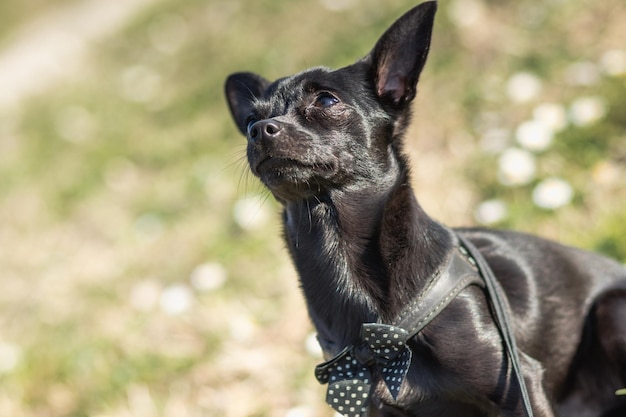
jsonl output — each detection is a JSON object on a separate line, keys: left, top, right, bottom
{"left": 224, "top": 72, "right": 270, "bottom": 135}
{"left": 367, "top": 1, "right": 437, "bottom": 108}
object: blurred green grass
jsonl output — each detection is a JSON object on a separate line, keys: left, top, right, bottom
{"left": 0, "top": 0, "right": 75, "bottom": 43}
{"left": 0, "top": 0, "right": 625, "bottom": 416}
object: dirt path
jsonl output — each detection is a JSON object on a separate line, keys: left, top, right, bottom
{"left": 0, "top": 0, "right": 158, "bottom": 111}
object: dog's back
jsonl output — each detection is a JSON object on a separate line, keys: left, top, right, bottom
{"left": 459, "top": 227, "right": 626, "bottom": 416}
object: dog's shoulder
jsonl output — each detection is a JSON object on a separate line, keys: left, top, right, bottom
{"left": 455, "top": 226, "right": 626, "bottom": 289}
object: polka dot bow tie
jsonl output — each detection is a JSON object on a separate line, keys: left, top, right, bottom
{"left": 314, "top": 323, "right": 412, "bottom": 417}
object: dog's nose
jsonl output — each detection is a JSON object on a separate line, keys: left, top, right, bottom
{"left": 248, "top": 119, "right": 283, "bottom": 142}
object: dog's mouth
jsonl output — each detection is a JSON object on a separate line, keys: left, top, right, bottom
{"left": 254, "top": 156, "right": 299, "bottom": 173}
{"left": 251, "top": 155, "right": 338, "bottom": 197}
{"left": 255, "top": 156, "right": 334, "bottom": 173}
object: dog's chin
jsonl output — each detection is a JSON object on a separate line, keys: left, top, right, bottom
{"left": 253, "top": 157, "right": 337, "bottom": 201}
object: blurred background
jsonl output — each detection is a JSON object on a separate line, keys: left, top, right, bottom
{"left": 0, "top": 0, "right": 625, "bottom": 416}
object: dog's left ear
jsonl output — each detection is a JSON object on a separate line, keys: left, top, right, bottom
{"left": 368, "top": 1, "right": 437, "bottom": 107}
{"left": 224, "top": 72, "right": 271, "bottom": 135}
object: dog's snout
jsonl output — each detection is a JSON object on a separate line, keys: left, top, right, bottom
{"left": 249, "top": 119, "right": 283, "bottom": 142}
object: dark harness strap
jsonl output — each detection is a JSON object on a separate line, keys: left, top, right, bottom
{"left": 315, "top": 235, "right": 535, "bottom": 417}
{"left": 394, "top": 246, "right": 483, "bottom": 334}
{"left": 457, "top": 234, "right": 535, "bottom": 417}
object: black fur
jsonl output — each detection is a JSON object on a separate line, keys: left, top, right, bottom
{"left": 224, "top": 2, "right": 626, "bottom": 415}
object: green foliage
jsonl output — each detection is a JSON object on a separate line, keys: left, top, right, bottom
{"left": 0, "top": 0, "right": 624, "bottom": 416}
{"left": 592, "top": 210, "right": 626, "bottom": 262}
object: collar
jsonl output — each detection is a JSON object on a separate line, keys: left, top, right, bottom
{"left": 314, "top": 234, "right": 535, "bottom": 417}
{"left": 314, "top": 241, "right": 483, "bottom": 417}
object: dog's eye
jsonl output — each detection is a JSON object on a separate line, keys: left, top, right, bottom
{"left": 315, "top": 93, "right": 339, "bottom": 108}
{"left": 245, "top": 116, "right": 257, "bottom": 133}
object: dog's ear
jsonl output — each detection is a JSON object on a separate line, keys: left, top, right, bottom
{"left": 224, "top": 72, "right": 271, "bottom": 135}
{"left": 368, "top": 1, "right": 437, "bottom": 107}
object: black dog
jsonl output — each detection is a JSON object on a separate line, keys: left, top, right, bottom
{"left": 224, "top": 2, "right": 626, "bottom": 416}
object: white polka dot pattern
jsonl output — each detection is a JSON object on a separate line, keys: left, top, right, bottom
{"left": 315, "top": 324, "right": 412, "bottom": 417}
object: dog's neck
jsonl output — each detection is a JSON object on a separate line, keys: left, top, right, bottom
{"left": 282, "top": 164, "right": 453, "bottom": 349}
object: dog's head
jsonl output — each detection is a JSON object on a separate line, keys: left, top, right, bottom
{"left": 225, "top": 2, "right": 437, "bottom": 203}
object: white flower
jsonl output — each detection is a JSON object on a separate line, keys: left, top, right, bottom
{"left": 190, "top": 262, "right": 227, "bottom": 292}
{"left": 319, "top": 0, "right": 356, "bottom": 12}
{"left": 600, "top": 49, "right": 626, "bottom": 76}
{"left": 515, "top": 119, "right": 554, "bottom": 152}
{"left": 121, "top": 65, "right": 161, "bottom": 103}
{"left": 104, "top": 157, "right": 139, "bottom": 193}
{"left": 592, "top": 161, "right": 620, "bottom": 185}
{"left": 56, "top": 106, "right": 96, "bottom": 143}
{"left": 532, "top": 177, "right": 574, "bottom": 209}
{"left": 133, "top": 213, "right": 164, "bottom": 240}
{"left": 286, "top": 406, "right": 316, "bottom": 417}
{"left": 506, "top": 72, "right": 542, "bottom": 103}
{"left": 305, "top": 332, "right": 323, "bottom": 358}
{"left": 565, "top": 61, "right": 600, "bottom": 86}
{"left": 498, "top": 148, "right": 536, "bottom": 186}
{"left": 474, "top": 199, "right": 507, "bottom": 225}
{"left": 229, "top": 314, "right": 256, "bottom": 342}
{"left": 233, "top": 195, "right": 270, "bottom": 230}
{"left": 130, "top": 279, "right": 162, "bottom": 311}
{"left": 569, "top": 96, "right": 607, "bottom": 126}
{"left": 533, "top": 103, "right": 568, "bottom": 132}
{"left": 149, "top": 14, "right": 189, "bottom": 55}
{"left": 448, "top": 0, "right": 486, "bottom": 28}
{"left": 480, "top": 128, "right": 510, "bottom": 154}
{"left": 159, "top": 284, "right": 194, "bottom": 315}
{"left": 0, "top": 342, "right": 21, "bottom": 374}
